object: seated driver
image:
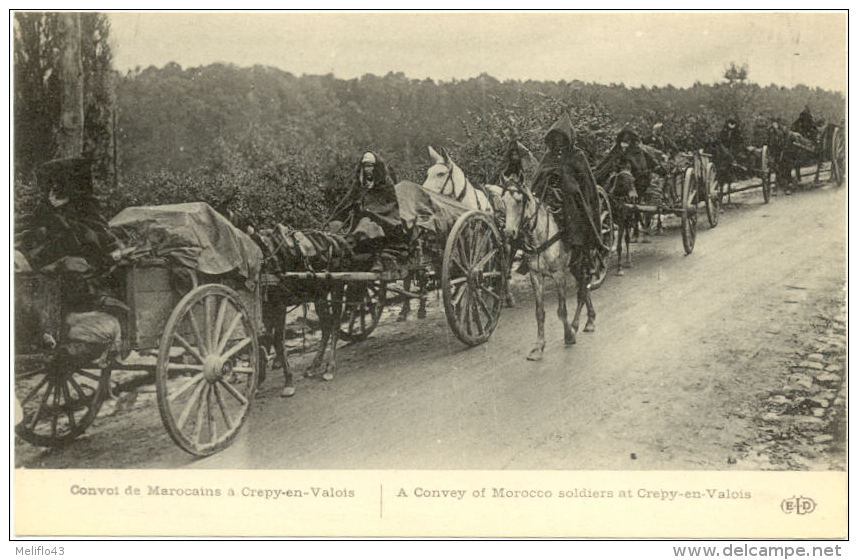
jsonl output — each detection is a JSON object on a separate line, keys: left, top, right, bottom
{"left": 330, "top": 151, "right": 398, "bottom": 229}
{"left": 329, "top": 151, "right": 403, "bottom": 272}
{"left": 16, "top": 158, "right": 125, "bottom": 366}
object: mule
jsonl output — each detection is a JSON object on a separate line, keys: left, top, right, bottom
{"left": 495, "top": 176, "right": 597, "bottom": 361}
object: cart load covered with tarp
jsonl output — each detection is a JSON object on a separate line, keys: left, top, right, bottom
{"left": 395, "top": 180, "right": 474, "bottom": 235}
{"left": 109, "top": 202, "right": 263, "bottom": 284}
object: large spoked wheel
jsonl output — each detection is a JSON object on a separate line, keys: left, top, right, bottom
{"left": 15, "top": 355, "right": 111, "bottom": 447}
{"left": 761, "top": 145, "right": 771, "bottom": 203}
{"left": 704, "top": 162, "right": 720, "bottom": 227}
{"left": 156, "top": 284, "right": 260, "bottom": 457}
{"left": 681, "top": 167, "right": 698, "bottom": 255}
{"left": 442, "top": 211, "right": 506, "bottom": 346}
{"left": 339, "top": 280, "right": 386, "bottom": 342}
{"left": 830, "top": 126, "right": 846, "bottom": 186}
{"left": 589, "top": 186, "right": 614, "bottom": 290}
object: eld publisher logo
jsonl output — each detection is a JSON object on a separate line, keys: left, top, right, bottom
{"left": 781, "top": 496, "right": 816, "bottom": 515}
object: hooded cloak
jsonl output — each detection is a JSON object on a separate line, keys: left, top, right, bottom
{"left": 711, "top": 120, "right": 746, "bottom": 183}
{"left": 532, "top": 114, "right": 602, "bottom": 248}
{"left": 792, "top": 107, "right": 817, "bottom": 142}
{"left": 331, "top": 151, "right": 400, "bottom": 231}
{"left": 594, "top": 127, "right": 661, "bottom": 194}
{"left": 17, "top": 158, "right": 121, "bottom": 272}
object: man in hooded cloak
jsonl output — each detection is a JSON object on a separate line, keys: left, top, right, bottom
{"left": 531, "top": 114, "right": 602, "bottom": 249}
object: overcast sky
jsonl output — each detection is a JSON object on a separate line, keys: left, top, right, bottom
{"left": 109, "top": 11, "right": 846, "bottom": 92}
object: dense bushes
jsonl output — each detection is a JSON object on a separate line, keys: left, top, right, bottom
{"left": 16, "top": 62, "right": 844, "bottom": 229}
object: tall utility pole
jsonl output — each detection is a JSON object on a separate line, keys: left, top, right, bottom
{"left": 57, "top": 12, "right": 83, "bottom": 158}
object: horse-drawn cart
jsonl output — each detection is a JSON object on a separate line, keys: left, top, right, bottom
{"left": 15, "top": 203, "right": 265, "bottom": 457}
{"left": 781, "top": 124, "right": 846, "bottom": 188}
{"left": 266, "top": 182, "right": 509, "bottom": 349}
{"left": 597, "top": 150, "right": 716, "bottom": 255}
{"left": 708, "top": 144, "right": 772, "bottom": 205}
{"left": 709, "top": 123, "right": 845, "bottom": 205}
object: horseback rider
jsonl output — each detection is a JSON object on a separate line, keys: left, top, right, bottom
{"left": 713, "top": 116, "right": 746, "bottom": 185}
{"left": 597, "top": 126, "right": 662, "bottom": 241}
{"left": 767, "top": 118, "right": 793, "bottom": 195}
{"left": 611, "top": 127, "right": 662, "bottom": 201}
{"left": 531, "top": 114, "right": 602, "bottom": 264}
{"left": 499, "top": 140, "right": 527, "bottom": 187}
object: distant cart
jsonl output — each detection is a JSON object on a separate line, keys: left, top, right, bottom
{"left": 782, "top": 124, "right": 846, "bottom": 187}
{"left": 596, "top": 150, "right": 717, "bottom": 255}
{"left": 706, "top": 144, "right": 773, "bottom": 205}
{"left": 707, "top": 122, "right": 845, "bottom": 205}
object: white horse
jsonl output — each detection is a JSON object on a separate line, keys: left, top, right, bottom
{"left": 493, "top": 141, "right": 597, "bottom": 361}
{"left": 398, "top": 146, "right": 501, "bottom": 321}
{"left": 422, "top": 146, "right": 493, "bottom": 212}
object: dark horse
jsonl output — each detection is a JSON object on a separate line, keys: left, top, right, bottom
{"left": 250, "top": 227, "right": 350, "bottom": 397}
{"left": 604, "top": 163, "right": 639, "bottom": 275}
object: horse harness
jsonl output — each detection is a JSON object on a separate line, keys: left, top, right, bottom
{"left": 502, "top": 180, "right": 564, "bottom": 257}
{"left": 439, "top": 164, "right": 489, "bottom": 212}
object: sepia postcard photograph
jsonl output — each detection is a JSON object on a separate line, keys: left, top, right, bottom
{"left": 10, "top": 9, "right": 847, "bottom": 539}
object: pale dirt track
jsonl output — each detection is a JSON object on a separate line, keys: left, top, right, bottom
{"left": 15, "top": 180, "right": 847, "bottom": 470}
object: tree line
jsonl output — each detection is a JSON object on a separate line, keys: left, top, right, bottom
{"left": 14, "top": 13, "right": 845, "bottom": 230}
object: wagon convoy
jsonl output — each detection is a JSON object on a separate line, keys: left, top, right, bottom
{"left": 707, "top": 122, "right": 845, "bottom": 205}
{"left": 14, "top": 116, "right": 845, "bottom": 458}
{"left": 15, "top": 183, "right": 509, "bottom": 456}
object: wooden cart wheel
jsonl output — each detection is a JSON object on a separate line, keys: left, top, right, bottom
{"left": 156, "top": 283, "right": 260, "bottom": 456}
{"left": 761, "top": 145, "right": 771, "bottom": 203}
{"left": 589, "top": 185, "right": 614, "bottom": 290}
{"left": 442, "top": 211, "right": 506, "bottom": 346}
{"left": 15, "top": 355, "right": 111, "bottom": 447}
{"left": 680, "top": 167, "right": 698, "bottom": 255}
{"left": 704, "top": 161, "right": 720, "bottom": 227}
{"left": 339, "top": 280, "right": 386, "bottom": 342}
{"left": 830, "top": 126, "right": 846, "bottom": 186}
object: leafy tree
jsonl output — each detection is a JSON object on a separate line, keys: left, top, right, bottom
{"left": 13, "top": 12, "right": 115, "bottom": 187}
{"left": 724, "top": 62, "right": 749, "bottom": 85}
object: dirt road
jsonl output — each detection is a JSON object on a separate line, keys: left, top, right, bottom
{"left": 16, "top": 181, "right": 847, "bottom": 470}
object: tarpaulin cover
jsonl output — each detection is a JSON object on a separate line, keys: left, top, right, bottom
{"left": 109, "top": 202, "right": 262, "bottom": 282}
{"left": 395, "top": 181, "right": 473, "bottom": 236}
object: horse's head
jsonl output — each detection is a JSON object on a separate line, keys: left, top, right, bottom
{"left": 489, "top": 179, "right": 534, "bottom": 239}
{"left": 493, "top": 140, "right": 541, "bottom": 238}
{"left": 423, "top": 146, "right": 465, "bottom": 196}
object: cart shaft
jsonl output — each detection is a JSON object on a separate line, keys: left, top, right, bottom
{"left": 276, "top": 270, "right": 404, "bottom": 282}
